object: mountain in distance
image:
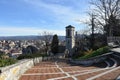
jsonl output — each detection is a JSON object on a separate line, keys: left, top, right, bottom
{"left": 0, "top": 35, "right": 65, "bottom": 41}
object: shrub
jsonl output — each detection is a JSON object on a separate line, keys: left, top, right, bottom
{"left": 72, "top": 51, "right": 84, "bottom": 59}
{"left": 78, "top": 46, "right": 109, "bottom": 60}
{"left": 17, "top": 53, "right": 48, "bottom": 60}
{"left": 84, "top": 49, "right": 93, "bottom": 55}
{"left": 0, "top": 58, "right": 17, "bottom": 67}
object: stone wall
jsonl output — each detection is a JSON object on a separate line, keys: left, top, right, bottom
{"left": 0, "top": 57, "right": 52, "bottom": 80}
{"left": 70, "top": 52, "right": 113, "bottom": 66}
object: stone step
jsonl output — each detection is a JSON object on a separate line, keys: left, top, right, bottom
{"left": 112, "top": 54, "right": 120, "bottom": 66}
{"left": 92, "top": 61, "right": 107, "bottom": 68}
{"left": 106, "top": 58, "right": 115, "bottom": 67}
{"left": 75, "top": 69, "right": 110, "bottom": 80}
{"left": 87, "top": 66, "right": 120, "bottom": 80}
{"left": 19, "top": 74, "right": 66, "bottom": 80}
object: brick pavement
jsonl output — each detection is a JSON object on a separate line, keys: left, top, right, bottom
{"left": 19, "top": 61, "right": 120, "bottom": 80}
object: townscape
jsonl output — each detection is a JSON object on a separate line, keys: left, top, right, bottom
{"left": 0, "top": 0, "right": 120, "bottom": 80}
{"left": 0, "top": 40, "right": 44, "bottom": 57}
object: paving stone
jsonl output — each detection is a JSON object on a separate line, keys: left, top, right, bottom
{"left": 76, "top": 69, "right": 109, "bottom": 80}
{"left": 19, "top": 61, "right": 120, "bottom": 80}
{"left": 95, "top": 68, "right": 120, "bottom": 80}
{"left": 19, "top": 74, "right": 66, "bottom": 80}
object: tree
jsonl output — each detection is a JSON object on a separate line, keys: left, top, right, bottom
{"left": 26, "top": 46, "right": 38, "bottom": 54}
{"left": 87, "top": 13, "right": 96, "bottom": 49}
{"left": 89, "top": 0, "right": 120, "bottom": 36}
{"left": 40, "top": 31, "right": 53, "bottom": 54}
{"left": 51, "top": 34, "right": 59, "bottom": 55}
{"left": 104, "top": 14, "right": 120, "bottom": 36}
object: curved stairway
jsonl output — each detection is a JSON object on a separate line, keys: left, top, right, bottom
{"left": 85, "top": 52, "right": 120, "bottom": 80}
{"left": 19, "top": 52, "right": 120, "bottom": 80}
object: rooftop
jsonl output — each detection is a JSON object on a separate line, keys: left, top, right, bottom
{"left": 66, "top": 25, "right": 75, "bottom": 28}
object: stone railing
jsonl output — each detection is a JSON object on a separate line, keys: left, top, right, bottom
{"left": 70, "top": 52, "right": 113, "bottom": 66}
{"left": 0, "top": 57, "right": 52, "bottom": 80}
{"left": 107, "top": 37, "right": 120, "bottom": 43}
{"left": 107, "top": 37, "right": 120, "bottom": 47}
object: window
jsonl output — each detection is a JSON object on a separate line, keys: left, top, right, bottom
{"left": 68, "top": 40, "right": 69, "bottom": 44}
{"left": 67, "top": 29, "right": 70, "bottom": 37}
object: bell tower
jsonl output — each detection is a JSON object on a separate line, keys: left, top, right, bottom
{"left": 66, "top": 25, "right": 75, "bottom": 57}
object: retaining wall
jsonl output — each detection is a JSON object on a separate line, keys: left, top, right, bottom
{"left": 0, "top": 57, "right": 52, "bottom": 80}
{"left": 70, "top": 52, "right": 113, "bottom": 66}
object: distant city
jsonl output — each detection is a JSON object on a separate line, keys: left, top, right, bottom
{"left": 0, "top": 35, "right": 65, "bottom": 58}
{"left": 0, "top": 36, "right": 65, "bottom": 40}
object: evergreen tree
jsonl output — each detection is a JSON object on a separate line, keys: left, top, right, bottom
{"left": 51, "top": 34, "right": 59, "bottom": 55}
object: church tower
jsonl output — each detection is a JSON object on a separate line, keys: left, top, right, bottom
{"left": 66, "top": 25, "right": 75, "bottom": 57}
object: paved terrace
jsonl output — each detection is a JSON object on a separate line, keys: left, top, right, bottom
{"left": 19, "top": 59, "right": 120, "bottom": 80}
{"left": 111, "top": 48, "right": 120, "bottom": 53}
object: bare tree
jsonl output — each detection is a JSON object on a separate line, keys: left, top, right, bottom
{"left": 88, "top": 13, "right": 96, "bottom": 49}
{"left": 40, "top": 31, "right": 53, "bottom": 55}
{"left": 89, "top": 0, "right": 120, "bottom": 36}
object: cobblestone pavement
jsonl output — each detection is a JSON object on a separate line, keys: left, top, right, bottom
{"left": 19, "top": 60, "right": 120, "bottom": 80}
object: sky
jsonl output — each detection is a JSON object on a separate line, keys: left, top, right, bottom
{"left": 0, "top": 0, "right": 90, "bottom": 36}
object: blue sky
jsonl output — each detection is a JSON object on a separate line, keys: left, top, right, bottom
{"left": 0, "top": 0, "right": 90, "bottom": 36}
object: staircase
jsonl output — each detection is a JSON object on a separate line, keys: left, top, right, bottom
{"left": 19, "top": 49, "right": 120, "bottom": 80}
{"left": 84, "top": 51, "right": 120, "bottom": 80}
{"left": 69, "top": 49, "right": 120, "bottom": 80}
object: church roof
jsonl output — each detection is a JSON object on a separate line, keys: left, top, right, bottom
{"left": 66, "top": 25, "right": 75, "bottom": 28}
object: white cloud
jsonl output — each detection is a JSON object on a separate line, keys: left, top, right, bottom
{"left": 0, "top": 0, "right": 90, "bottom": 36}
{"left": 0, "top": 26, "right": 65, "bottom": 36}
{"left": 23, "top": 0, "right": 88, "bottom": 24}
{"left": 24, "top": 0, "right": 73, "bottom": 15}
